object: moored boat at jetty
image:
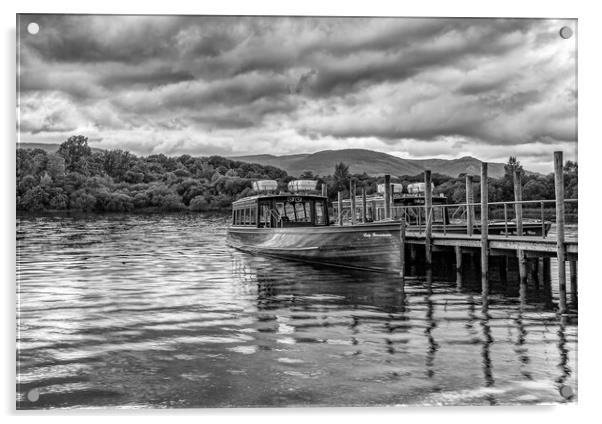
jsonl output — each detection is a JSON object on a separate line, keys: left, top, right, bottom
{"left": 226, "top": 180, "right": 404, "bottom": 273}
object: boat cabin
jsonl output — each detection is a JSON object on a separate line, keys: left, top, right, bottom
{"left": 231, "top": 180, "right": 330, "bottom": 228}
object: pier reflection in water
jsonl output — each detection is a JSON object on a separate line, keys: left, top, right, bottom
{"left": 16, "top": 214, "right": 577, "bottom": 408}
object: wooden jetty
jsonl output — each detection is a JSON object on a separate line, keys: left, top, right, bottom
{"left": 335, "top": 151, "right": 578, "bottom": 315}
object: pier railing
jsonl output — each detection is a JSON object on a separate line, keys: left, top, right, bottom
{"left": 392, "top": 198, "right": 577, "bottom": 239}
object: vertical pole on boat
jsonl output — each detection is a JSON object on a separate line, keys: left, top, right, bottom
{"left": 371, "top": 199, "right": 377, "bottom": 222}
{"left": 321, "top": 183, "right": 327, "bottom": 197}
{"left": 350, "top": 179, "right": 357, "bottom": 225}
{"left": 399, "top": 215, "right": 406, "bottom": 279}
{"left": 424, "top": 170, "right": 433, "bottom": 284}
{"left": 455, "top": 246, "right": 462, "bottom": 290}
{"left": 554, "top": 151, "right": 567, "bottom": 314}
{"left": 337, "top": 191, "right": 343, "bottom": 226}
{"left": 569, "top": 260, "right": 577, "bottom": 308}
{"left": 466, "top": 175, "right": 474, "bottom": 236}
{"left": 480, "top": 163, "right": 489, "bottom": 309}
{"left": 384, "top": 174, "right": 391, "bottom": 220}
{"left": 361, "top": 186, "right": 367, "bottom": 224}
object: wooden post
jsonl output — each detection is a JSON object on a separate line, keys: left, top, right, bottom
{"left": 531, "top": 258, "right": 540, "bottom": 291}
{"left": 455, "top": 246, "right": 463, "bottom": 289}
{"left": 518, "top": 252, "right": 527, "bottom": 305}
{"left": 481, "top": 163, "right": 489, "bottom": 308}
{"left": 513, "top": 169, "right": 523, "bottom": 236}
{"left": 569, "top": 260, "right": 577, "bottom": 308}
{"left": 554, "top": 151, "right": 567, "bottom": 314}
{"left": 337, "top": 191, "right": 343, "bottom": 226}
{"left": 400, "top": 217, "right": 406, "bottom": 278}
{"left": 542, "top": 257, "right": 553, "bottom": 309}
{"left": 466, "top": 175, "right": 474, "bottom": 236}
{"left": 424, "top": 170, "right": 433, "bottom": 284}
{"left": 350, "top": 179, "right": 357, "bottom": 225}
{"left": 321, "top": 183, "right": 327, "bottom": 197}
{"left": 513, "top": 169, "right": 527, "bottom": 304}
{"left": 362, "top": 187, "right": 367, "bottom": 224}
{"left": 384, "top": 175, "right": 391, "bottom": 220}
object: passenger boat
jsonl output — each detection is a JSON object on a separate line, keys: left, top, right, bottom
{"left": 335, "top": 183, "right": 552, "bottom": 236}
{"left": 226, "top": 180, "right": 404, "bottom": 273}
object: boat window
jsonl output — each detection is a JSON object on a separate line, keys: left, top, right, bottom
{"left": 433, "top": 207, "right": 443, "bottom": 223}
{"left": 275, "top": 202, "right": 285, "bottom": 219}
{"left": 250, "top": 207, "right": 256, "bottom": 226}
{"left": 294, "top": 201, "right": 311, "bottom": 222}
{"left": 284, "top": 202, "right": 296, "bottom": 221}
{"left": 315, "top": 201, "right": 327, "bottom": 225}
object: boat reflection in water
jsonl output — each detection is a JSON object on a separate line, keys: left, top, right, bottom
{"left": 230, "top": 251, "right": 577, "bottom": 405}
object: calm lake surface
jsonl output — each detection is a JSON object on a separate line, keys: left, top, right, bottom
{"left": 16, "top": 214, "right": 577, "bottom": 409}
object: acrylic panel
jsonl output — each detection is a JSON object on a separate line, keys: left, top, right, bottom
{"left": 16, "top": 14, "right": 577, "bottom": 409}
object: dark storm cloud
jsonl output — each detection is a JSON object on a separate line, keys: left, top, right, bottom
{"left": 18, "top": 15, "right": 577, "bottom": 171}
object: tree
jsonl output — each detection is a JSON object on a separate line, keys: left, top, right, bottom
{"left": 333, "top": 162, "right": 350, "bottom": 192}
{"left": 189, "top": 195, "right": 210, "bottom": 211}
{"left": 58, "top": 135, "right": 92, "bottom": 174}
{"left": 46, "top": 154, "right": 66, "bottom": 180}
{"left": 504, "top": 156, "right": 524, "bottom": 179}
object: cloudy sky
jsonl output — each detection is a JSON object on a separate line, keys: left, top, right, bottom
{"left": 17, "top": 15, "right": 576, "bottom": 172}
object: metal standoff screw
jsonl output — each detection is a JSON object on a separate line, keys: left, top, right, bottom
{"left": 27, "top": 22, "right": 39, "bottom": 35}
{"left": 27, "top": 388, "right": 40, "bottom": 402}
{"left": 559, "top": 385, "right": 574, "bottom": 400}
{"left": 559, "top": 26, "right": 573, "bottom": 39}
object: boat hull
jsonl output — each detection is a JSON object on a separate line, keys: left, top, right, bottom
{"left": 227, "top": 222, "right": 403, "bottom": 273}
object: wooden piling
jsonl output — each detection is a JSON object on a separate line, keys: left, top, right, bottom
{"left": 337, "top": 191, "right": 343, "bottom": 226}
{"left": 481, "top": 163, "right": 489, "bottom": 307}
{"left": 455, "top": 246, "right": 462, "bottom": 289}
{"left": 410, "top": 244, "right": 417, "bottom": 276}
{"left": 518, "top": 252, "right": 527, "bottom": 305}
{"left": 542, "top": 257, "right": 553, "bottom": 309}
{"left": 350, "top": 179, "right": 357, "bottom": 225}
{"left": 513, "top": 169, "right": 523, "bottom": 236}
{"left": 554, "top": 151, "right": 567, "bottom": 314}
{"left": 569, "top": 260, "right": 577, "bottom": 308}
{"left": 513, "top": 169, "right": 527, "bottom": 304}
{"left": 466, "top": 175, "right": 474, "bottom": 236}
{"left": 424, "top": 170, "right": 433, "bottom": 284}
{"left": 362, "top": 187, "right": 367, "bottom": 224}
{"left": 530, "top": 258, "right": 540, "bottom": 291}
{"left": 384, "top": 174, "right": 391, "bottom": 220}
{"left": 400, "top": 217, "right": 406, "bottom": 278}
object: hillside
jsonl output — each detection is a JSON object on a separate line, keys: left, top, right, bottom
{"left": 17, "top": 142, "right": 104, "bottom": 154}
{"left": 18, "top": 143, "right": 508, "bottom": 178}
{"left": 232, "top": 149, "right": 507, "bottom": 178}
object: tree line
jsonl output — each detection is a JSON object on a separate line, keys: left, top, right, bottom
{"left": 16, "top": 135, "right": 577, "bottom": 214}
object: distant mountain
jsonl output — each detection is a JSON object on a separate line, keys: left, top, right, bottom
{"left": 232, "top": 149, "right": 507, "bottom": 178}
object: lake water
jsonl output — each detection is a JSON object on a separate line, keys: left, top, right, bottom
{"left": 16, "top": 214, "right": 577, "bottom": 409}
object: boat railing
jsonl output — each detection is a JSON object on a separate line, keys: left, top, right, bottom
{"left": 392, "top": 198, "right": 577, "bottom": 239}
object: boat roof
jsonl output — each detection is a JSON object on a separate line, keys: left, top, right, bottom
{"left": 232, "top": 193, "right": 327, "bottom": 207}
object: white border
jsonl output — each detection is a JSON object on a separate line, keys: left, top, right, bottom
{"left": 3, "top": 1, "right": 600, "bottom": 423}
